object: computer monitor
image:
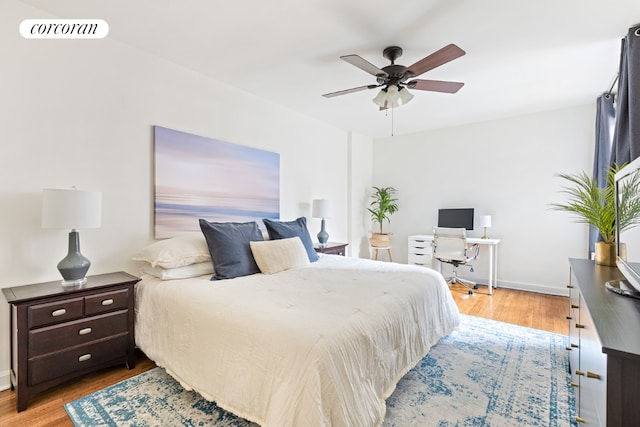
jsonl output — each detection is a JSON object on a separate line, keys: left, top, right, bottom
{"left": 438, "top": 208, "right": 474, "bottom": 230}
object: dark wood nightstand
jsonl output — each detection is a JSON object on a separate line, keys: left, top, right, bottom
{"left": 314, "top": 242, "right": 348, "bottom": 256}
{"left": 2, "top": 271, "right": 140, "bottom": 412}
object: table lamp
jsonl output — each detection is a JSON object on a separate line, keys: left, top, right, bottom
{"left": 479, "top": 215, "right": 492, "bottom": 239}
{"left": 312, "top": 199, "right": 333, "bottom": 246}
{"left": 42, "top": 188, "right": 102, "bottom": 286}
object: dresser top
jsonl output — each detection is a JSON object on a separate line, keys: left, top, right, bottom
{"left": 2, "top": 271, "right": 140, "bottom": 304}
{"left": 569, "top": 258, "right": 640, "bottom": 359}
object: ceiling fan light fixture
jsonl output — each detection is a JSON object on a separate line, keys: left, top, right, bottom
{"left": 386, "top": 85, "right": 400, "bottom": 105}
{"left": 398, "top": 87, "right": 414, "bottom": 105}
{"left": 372, "top": 88, "right": 387, "bottom": 107}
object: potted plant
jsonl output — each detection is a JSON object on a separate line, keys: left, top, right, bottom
{"left": 550, "top": 164, "right": 640, "bottom": 266}
{"left": 368, "top": 186, "right": 399, "bottom": 248}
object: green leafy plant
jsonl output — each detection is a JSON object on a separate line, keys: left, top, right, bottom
{"left": 549, "top": 164, "right": 640, "bottom": 243}
{"left": 368, "top": 186, "right": 399, "bottom": 234}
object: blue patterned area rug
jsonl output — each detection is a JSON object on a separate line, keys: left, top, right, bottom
{"left": 65, "top": 315, "right": 577, "bottom": 427}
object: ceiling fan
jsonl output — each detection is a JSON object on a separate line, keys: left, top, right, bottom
{"left": 322, "top": 44, "right": 465, "bottom": 109}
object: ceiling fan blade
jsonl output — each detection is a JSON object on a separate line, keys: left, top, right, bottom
{"left": 322, "top": 85, "right": 378, "bottom": 98}
{"left": 340, "top": 54, "right": 388, "bottom": 78}
{"left": 405, "top": 44, "right": 465, "bottom": 78}
{"left": 409, "top": 79, "right": 464, "bottom": 93}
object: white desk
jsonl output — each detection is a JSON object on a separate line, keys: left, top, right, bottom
{"left": 408, "top": 234, "right": 501, "bottom": 295}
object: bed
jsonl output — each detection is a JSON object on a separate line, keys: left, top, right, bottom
{"left": 133, "top": 225, "right": 460, "bottom": 427}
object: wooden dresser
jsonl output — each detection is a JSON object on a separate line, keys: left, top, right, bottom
{"left": 2, "top": 271, "right": 140, "bottom": 411}
{"left": 567, "top": 259, "right": 640, "bottom": 426}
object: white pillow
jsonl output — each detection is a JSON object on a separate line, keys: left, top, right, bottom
{"left": 132, "top": 232, "right": 211, "bottom": 268}
{"left": 250, "top": 237, "right": 310, "bottom": 275}
{"left": 141, "top": 262, "right": 214, "bottom": 280}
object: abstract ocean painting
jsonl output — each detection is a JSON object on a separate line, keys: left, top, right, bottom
{"left": 154, "top": 126, "right": 280, "bottom": 238}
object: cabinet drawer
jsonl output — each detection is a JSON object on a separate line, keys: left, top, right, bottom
{"left": 28, "top": 297, "right": 84, "bottom": 329}
{"left": 409, "top": 240, "right": 430, "bottom": 250}
{"left": 28, "top": 310, "right": 129, "bottom": 357}
{"left": 28, "top": 333, "right": 129, "bottom": 385}
{"left": 409, "top": 253, "right": 431, "bottom": 267}
{"left": 85, "top": 288, "right": 129, "bottom": 315}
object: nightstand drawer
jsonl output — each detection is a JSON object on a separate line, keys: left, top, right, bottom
{"left": 28, "top": 297, "right": 84, "bottom": 329}
{"left": 85, "top": 288, "right": 129, "bottom": 315}
{"left": 28, "top": 333, "right": 129, "bottom": 385}
{"left": 28, "top": 310, "right": 129, "bottom": 357}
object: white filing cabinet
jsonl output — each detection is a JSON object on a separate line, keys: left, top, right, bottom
{"left": 408, "top": 235, "right": 433, "bottom": 268}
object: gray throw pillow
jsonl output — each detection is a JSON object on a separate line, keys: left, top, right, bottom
{"left": 199, "top": 220, "right": 264, "bottom": 280}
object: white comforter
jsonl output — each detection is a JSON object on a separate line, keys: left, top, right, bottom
{"left": 135, "top": 255, "right": 460, "bottom": 427}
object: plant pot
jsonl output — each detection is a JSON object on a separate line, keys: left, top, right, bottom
{"left": 370, "top": 233, "right": 391, "bottom": 248}
{"left": 595, "top": 242, "right": 616, "bottom": 266}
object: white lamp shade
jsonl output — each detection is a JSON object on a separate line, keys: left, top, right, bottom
{"left": 42, "top": 188, "right": 102, "bottom": 229}
{"left": 479, "top": 215, "right": 492, "bottom": 228}
{"left": 312, "top": 199, "right": 333, "bottom": 219}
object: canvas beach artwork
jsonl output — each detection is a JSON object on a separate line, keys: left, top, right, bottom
{"left": 154, "top": 126, "right": 280, "bottom": 238}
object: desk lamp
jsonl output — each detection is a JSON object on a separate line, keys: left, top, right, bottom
{"left": 42, "top": 188, "right": 102, "bottom": 286}
{"left": 479, "top": 215, "right": 492, "bottom": 239}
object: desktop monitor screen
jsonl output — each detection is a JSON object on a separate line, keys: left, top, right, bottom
{"left": 438, "top": 208, "right": 474, "bottom": 230}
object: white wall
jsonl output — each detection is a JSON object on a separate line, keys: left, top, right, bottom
{"left": 372, "top": 105, "right": 595, "bottom": 294}
{"left": 0, "top": 1, "right": 373, "bottom": 391}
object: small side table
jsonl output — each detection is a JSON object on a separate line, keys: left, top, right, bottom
{"left": 314, "top": 242, "right": 348, "bottom": 256}
{"left": 371, "top": 246, "right": 393, "bottom": 262}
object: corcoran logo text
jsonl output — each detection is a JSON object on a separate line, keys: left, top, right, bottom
{"left": 20, "top": 19, "right": 109, "bottom": 39}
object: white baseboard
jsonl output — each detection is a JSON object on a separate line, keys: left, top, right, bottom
{"left": 0, "top": 370, "right": 10, "bottom": 392}
{"left": 494, "top": 280, "right": 570, "bottom": 297}
{"left": 456, "top": 274, "right": 570, "bottom": 297}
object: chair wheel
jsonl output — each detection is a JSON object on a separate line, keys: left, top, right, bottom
{"left": 473, "top": 285, "right": 479, "bottom": 289}
{"left": 468, "top": 290, "right": 473, "bottom": 295}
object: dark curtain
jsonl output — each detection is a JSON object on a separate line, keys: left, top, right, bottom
{"left": 611, "top": 24, "right": 640, "bottom": 165}
{"left": 590, "top": 94, "right": 616, "bottom": 257}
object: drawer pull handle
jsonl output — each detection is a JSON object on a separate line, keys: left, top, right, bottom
{"left": 575, "top": 323, "right": 585, "bottom": 329}
{"left": 571, "top": 304, "right": 579, "bottom": 309}
{"left": 101, "top": 299, "right": 114, "bottom": 306}
{"left": 587, "top": 371, "right": 601, "bottom": 380}
{"left": 414, "top": 262, "right": 425, "bottom": 266}
{"left": 415, "top": 246, "right": 425, "bottom": 249}
{"left": 566, "top": 316, "right": 572, "bottom": 320}
{"left": 570, "top": 382, "right": 579, "bottom": 387}
{"left": 79, "top": 327, "right": 92, "bottom": 335}
{"left": 576, "top": 370, "right": 584, "bottom": 376}
{"left": 78, "top": 354, "right": 92, "bottom": 362}
{"left": 567, "top": 284, "right": 574, "bottom": 289}
{"left": 565, "top": 347, "right": 572, "bottom": 351}
{"left": 415, "top": 240, "right": 425, "bottom": 243}
{"left": 51, "top": 309, "right": 66, "bottom": 317}
{"left": 575, "top": 416, "right": 585, "bottom": 423}
{"left": 571, "top": 343, "right": 578, "bottom": 348}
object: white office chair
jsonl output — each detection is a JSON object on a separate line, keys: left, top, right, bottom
{"left": 432, "top": 227, "right": 480, "bottom": 294}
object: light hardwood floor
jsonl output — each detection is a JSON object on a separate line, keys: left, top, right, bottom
{"left": 0, "top": 285, "right": 569, "bottom": 426}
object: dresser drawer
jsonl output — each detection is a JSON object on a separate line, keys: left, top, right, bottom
{"left": 28, "top": 310, "right": 129, "bottom": 357}
{"left": 85, "top": 288, "right": 129, "bottom": 315}
{"left": 28, "top": 297, "right": 84, "bottom": 329}
{"left": 28, "top": 333, "right": 129, "bottom": 385}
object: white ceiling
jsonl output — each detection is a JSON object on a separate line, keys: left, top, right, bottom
{"left": 18, "top": 0, "right": 640, "bottom": 138}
